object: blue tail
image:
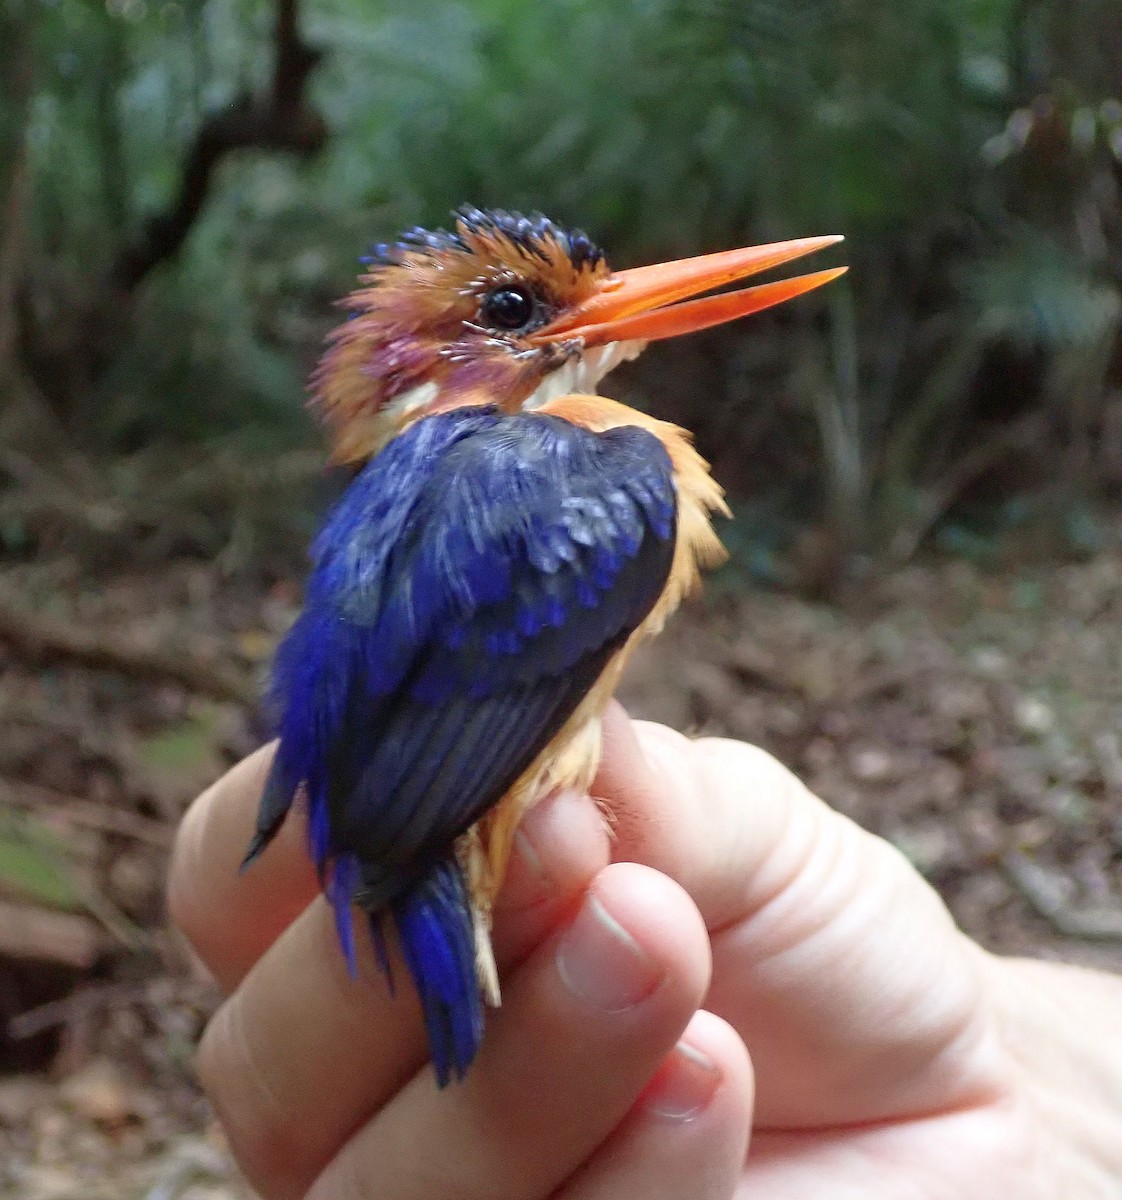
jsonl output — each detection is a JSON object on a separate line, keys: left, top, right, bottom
{"left": 385, "top": 859, "right": 484, "bottom": 1087}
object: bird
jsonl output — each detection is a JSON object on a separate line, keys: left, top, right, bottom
{"left": 242, "top": 206, "right": 845, "bottom": 1086}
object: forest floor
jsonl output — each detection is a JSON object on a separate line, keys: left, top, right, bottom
{"left": 1, "top": 541, "right": 1121, "bottom": 1198}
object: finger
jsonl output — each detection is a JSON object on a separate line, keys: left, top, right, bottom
{"left": 197, "top": 787, "right": 612, "bottom": 1200}
{"left": 595, "top": 704, "right": 998, "bottom": 1128}
{"left": 168, "top": 743, "right": 321, "bottom": 992}
{"left": 558, "top": 1010, "right": 753, "bottom": 1200}
{"left": 596, "top": 701, "right": 819, "bottom": 931}
{"left": 305, "top": 863, "right": 711, "bottom": 1200}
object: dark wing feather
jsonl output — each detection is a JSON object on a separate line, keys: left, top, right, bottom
{"left": 249, "top": 406, "right": 677, "bottom": 907}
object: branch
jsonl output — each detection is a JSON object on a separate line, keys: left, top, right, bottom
{"left": 0, "top": 584, "right": 256, "bottom": 705}
{"left": 0, "top": 777, "right": 175, "bottom": 849}
{"left": 1003, "top": 851, "right": 1122, "bottom": 942}
{"left": 887, "top": 410, "right": 1049, "bottom": 563}
{"left": 8, "top": 982, "right": 144, "bottom": 1040}
{"left": 0, "top": 444, "right": 323, "bottom": 551}
{"left": 0, "top": 900, "right": 108, "bottom": 969}
{"left": 112, "top": 0, "right": 326, "bottom": 290}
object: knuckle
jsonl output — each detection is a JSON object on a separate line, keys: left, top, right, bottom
{"left": 197, "top": 997, "right": 310, "bottom": 1196}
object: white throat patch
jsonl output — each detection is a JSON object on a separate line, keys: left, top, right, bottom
{"left": 523, "top": 340, "right": 647, "bottom": 410}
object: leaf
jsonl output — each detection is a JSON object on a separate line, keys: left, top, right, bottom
{"left": 133, "top": 705, "right": 227, "bottom": 798}
{"left": 0, "top": 813, "right": 81, "bottom": 910}
{"left": 966, "top": 234, "right": 1122, "bottom": 348}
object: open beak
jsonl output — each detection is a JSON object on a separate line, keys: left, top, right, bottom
{"left": 533, "top": 235, "right": 846, "bottom": 347}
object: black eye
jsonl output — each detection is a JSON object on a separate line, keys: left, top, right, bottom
{"left": 480, "top": 285, "right": 538, "bottom": 331}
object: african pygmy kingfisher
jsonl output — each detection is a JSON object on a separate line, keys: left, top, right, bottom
{"left": 243, "top": 207, "right": 845, "bottom": 1085}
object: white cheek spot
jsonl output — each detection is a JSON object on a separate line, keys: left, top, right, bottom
{"left": 385, "top": 339, "right": 648, "bottom": 418}
{"left": 382, "top": 380, "right": 440, "bottom": 420}
{"left": 523, "top": 339, "right": 647, "bottom": 410}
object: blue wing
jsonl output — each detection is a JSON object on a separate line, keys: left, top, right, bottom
{"left": 244, "top": 406, "right": 677, "bottom": 1083}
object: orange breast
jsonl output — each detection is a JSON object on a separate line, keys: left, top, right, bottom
{"left": 461, "top": 393, "right": 729, "bottom": 1002}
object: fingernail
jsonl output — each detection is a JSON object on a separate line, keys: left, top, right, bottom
{"left": 556, "top": 896, "right": 662, "bottom": 1012}
{"left": 644, "top": 1042, "right": 721, "bottom": 1122}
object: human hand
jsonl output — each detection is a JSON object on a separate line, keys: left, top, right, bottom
{"left": 170, "top": 703, "right": 1122, "bottom": 1198}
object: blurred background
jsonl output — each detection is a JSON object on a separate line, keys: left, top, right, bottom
{"left": 2, "top": 0, "right": 1122, "bottom": 1193}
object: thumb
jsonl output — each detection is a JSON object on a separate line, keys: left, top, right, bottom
{"left": 593, "top": 703, "right": 1005, "bottom": 1128}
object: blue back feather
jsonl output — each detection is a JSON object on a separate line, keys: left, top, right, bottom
{"left": 245, "top": 406, "right": 677, "bottom": 1084}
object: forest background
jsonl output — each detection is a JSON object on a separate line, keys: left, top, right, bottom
{"left": 2, "top": 2, "right": 1122, "bottom": 1196}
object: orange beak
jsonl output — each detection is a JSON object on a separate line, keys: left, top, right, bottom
{"left": 533, "top": 235, "right": 846, "bottom": 347}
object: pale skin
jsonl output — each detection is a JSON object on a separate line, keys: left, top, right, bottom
{"left": 169, "top": 702, "right": 1122, "bottom": 1199}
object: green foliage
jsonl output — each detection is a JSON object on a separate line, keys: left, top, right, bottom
{"left": 0, "top": 811, "right": 80, "bottom": 910}
{"left": 133, "top": 705, "right": 226, "bottom": 796}
{"left": 8, "top": 0, "right": 1122, "bottom": 560}
{"left": 968, "top": 233, "right": 1121, "bottom": 347}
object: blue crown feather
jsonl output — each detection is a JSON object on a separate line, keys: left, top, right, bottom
{"left": 361, "top": 206, "right": 605, "bottom": 272}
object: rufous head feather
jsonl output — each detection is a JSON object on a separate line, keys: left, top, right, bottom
{"left": 314, "top": 205, "right": 846, "bottom": 462}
